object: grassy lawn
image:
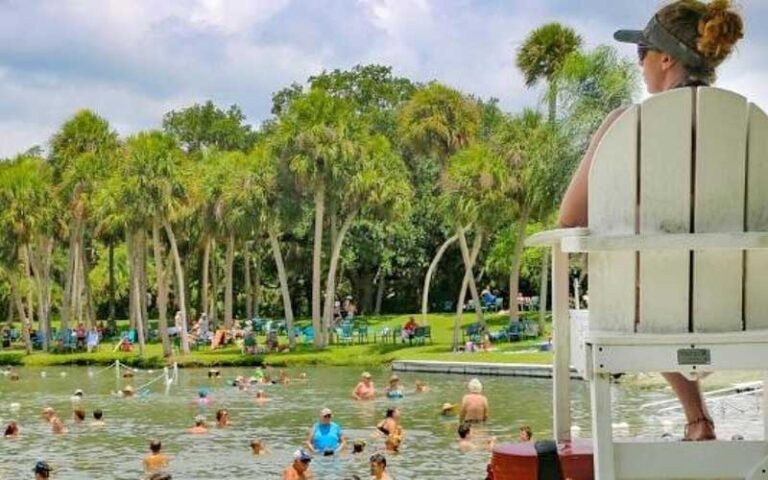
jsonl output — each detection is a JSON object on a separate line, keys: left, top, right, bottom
{"left": 0, "top": 312, "right": 552, "bottom": 368}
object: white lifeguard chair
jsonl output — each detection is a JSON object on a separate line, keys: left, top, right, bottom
{"left": 527, "top": 87, "right": 768, "bottom": 480}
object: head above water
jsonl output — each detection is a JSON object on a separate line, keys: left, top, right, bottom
{"left": 615, "top": 0, "right": 744, "bottom": 93}
{"left": 150, "top": 439, "right": 162, "bottom": 453}
{"left": 468, "top": 378, "right": 483, "bottom": 393}
{"left": 93, "top": 409, "right": 103, "bottom": 420}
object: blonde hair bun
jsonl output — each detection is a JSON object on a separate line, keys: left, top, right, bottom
{"left": 696, "top": 0, "right": 744, "bottom": 63}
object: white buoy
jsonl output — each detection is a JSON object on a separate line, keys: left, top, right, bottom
{"left": 148, "top": 370, "right": 154, "bottom": 374}
{"left": 88, "top": 371, "right": 94, "bottom": 377}
{"left": 40, "top": 371, "right": 47, "bottom": 378}
{"left": 60, "top": 372, "right": 67, "bottom": 377}
{"left": 9, "top": 402, "right": 20, "bottom": 411}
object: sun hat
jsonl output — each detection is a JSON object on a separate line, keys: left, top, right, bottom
{"left": 73, "top": 389, "right": 84, "bottom": 397}
{"left": 389, "top": 374, "right": 399, "bottom": 383}
{"left": 320, "top": 407, "right": 332, "bottom": 417}
{"left": 441, "top": 402, "right": 456, "bottom": 412}
{"left": 614, "top": 11, "right": 707, "bottom": 69}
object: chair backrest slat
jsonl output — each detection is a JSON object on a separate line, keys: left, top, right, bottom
{"left": 745, "top": 104, "right": 768, "bottom": 329}
{"left": 588, "top": 105, "right": 639, "bottom": 333}
{"left": 638, "top": 89, "right": 692, "bottom": 333}
{"left": 692, "top": 88, "right": 748, "bottom": 332}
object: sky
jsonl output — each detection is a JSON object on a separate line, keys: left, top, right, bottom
{"left": 0, "top": 0, "right": 766, "bottom": 157}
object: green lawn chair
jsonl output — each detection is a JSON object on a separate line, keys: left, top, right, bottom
{"left": 412, "top": 325, "right": 432, "bottom": 345}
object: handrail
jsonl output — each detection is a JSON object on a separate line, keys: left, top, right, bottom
{"left": 524, "top": 228, "right": 589, "bottom": 247}
{"left": 562, "top": 231, "right": 768, "bottom": 253}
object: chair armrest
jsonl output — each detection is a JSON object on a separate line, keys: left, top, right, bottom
{"left": 562, "top": 231, "right": 768, "bottom": 253}
{"left": 525, "top": 228, "right": 589, "bottom": 247}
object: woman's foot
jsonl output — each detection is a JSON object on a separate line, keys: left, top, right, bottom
{"left": 683, "top": 416, "right": 716, "bottom": 441}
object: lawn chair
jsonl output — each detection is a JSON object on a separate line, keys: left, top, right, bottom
{"left": 412, "top": 326, "right": 432, "bottom": 345}
{"left": 302, "top": 326, "right": 315, "bottom": 345}
{"left": 462, "top": 322, "right": 484, "bottom": 344}
{"left": 520, "top": 319, "right": 539, "bottom": 339}
{"left": 335, "top": 323, "right": 354, "bottom": 345}
{"left": 527, "top": 87, "right": 768, "bottom": 479}
{"left": 355, "top": 324, "right": 369, "bottom": 344}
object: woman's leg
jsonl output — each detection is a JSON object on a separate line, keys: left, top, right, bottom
{"left": 661, "top": 372, "right": 715, "bottom": 440}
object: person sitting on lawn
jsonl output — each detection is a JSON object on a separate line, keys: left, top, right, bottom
{"left": 86, "top": 327, "right": 99, "bottom": 353}
{"left": 75, "top": 323, "right": 87, "bottom": 350}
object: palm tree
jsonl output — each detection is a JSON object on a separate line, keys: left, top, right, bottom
{"left": 516, "top": 23, "right": 583, "bottom": 123}
{"left": 273, "top": 87, "right": 358, "bottom": 347}
{"left": 397, "top": 83, "right": 483, "bottom": 323}
{"left": 516, "top": 23, "right": 582, "bottom": 329}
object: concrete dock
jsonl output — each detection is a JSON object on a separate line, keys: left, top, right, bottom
{"left": 391, "top": 360, "right": 582, "bottom": 379}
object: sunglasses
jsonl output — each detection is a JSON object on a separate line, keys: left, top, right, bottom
{"left": 637, "top": 44, "right": 659, "bottom": 63}
{"left": 323, "top": 414, "right": 332, "bottom": 418}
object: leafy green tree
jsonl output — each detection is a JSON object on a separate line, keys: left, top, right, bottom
{"left": 163, "top": 101, "right": 257, "bottom": 153}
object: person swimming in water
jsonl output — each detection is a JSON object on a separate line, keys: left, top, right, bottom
{"left": 459, "top": 378, "right": 488, "bottom": 423}
{"left": 215, "top": 409, "right": 230, "bottom": 427}
{"left": 143, "top": 439, "right": 171, "bottom": 473}
{"left": 255, "top": 390, "right": 270, "bottom": 404}
{"left": 283, "top": 448, "right": 312, "bottom": 480}
{"left": 352, "top": 439, "right": 367, "bottom": 455}
{"left": 375, "top": 408, "right": 401, "bottom": 438}
{"left": 91, "top": 409, "right": 105, "bottom": 427}
{"left": 33, "top": 460, "right": 51, "bottom": 480}
{"left": 415, "top": 380, "right": 430, "bottom": 393}
{"left": 352, "top": 372, "right": 376, "bottom": 400}
{"left": 249, "top": 439, "right": 267, "bottom": 455}
{"left": 385, "top": 375, "right": 403, "bottom": 399}
{"left": 305, "top": 408, "right": 346, "bottom": 456}
{"left": 4, "top": 421, "right": 19, "bottom": 437}
{"left": 73, "top": 408, "right": 86, "bottom": 423}
{"left": 457, "top": 422, "right": 495, "bottom": 452}
{"left": 41, "top": 407, "right": 55, "bottom": 423}
{"left": 369, "top": 453, "right": 393, "bottom": 480}
{"left": 518, "top": 425, "right": 533, "bottom": 442}
{"left": 196, "top": 388, "right": 211, "bottom": 406}
{"left": 188, "top": 415, "right": 208, "bottom": 434}
{"left": 50, "top": 416, "right": 66, "bottom": 434}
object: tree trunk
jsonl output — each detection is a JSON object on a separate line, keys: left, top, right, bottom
{"left": 452, "top": 232, "right": 484, "bottom": 350}
{"left": 164, "top": 221, "right": 190, "bottom": 355}
{"left": 224, "top": 233, "right": 235, "bottom": 329}
{"left": 130, "top": 230, "right": 146, "bottom": 356}
{"left": 201, "top": 235, "right": 210, "bottom": 322}
{"left": 210, "top": 238, "right": 218, "bottom": 330}
{"left": 72, "top": 234, "right": 81, "bottom": 325}
{"left": 127, "top": 230, "right": 136, "bottom": 330}
{"left": 108, "top": 239, "right": 116, "bottom": 326}
{"left": 80, "top": 240, "right": 97, "bottom": 328}
{"left": 322, "top": 213, "right": 355, "bottom": 346}
{"left": 508, "top": 209, "right": 530, "bottom": 323}
{"left": 457, "top": 227, "right": 484, "bottom": 324}
{"left": 9, "top": 266, "right": 31, "bottom": 354}
{"left": 421, "top": 231, "right": 460, "bottom": 323}
{"left": 311, "top": 183, "right": 326, "bottom": 348}
{"left": 138, "top": 231, "right": 149, "bottom": 339}
{"left": 244, "top": 246, "right": 252, "bottom": 320}
{"left": 538, "top": 248, "right": 550, "bottom": 334}
{"left": 61, "top": 219, "right": 79, "bottom": 333}
{"left": 152, "top": 219, "right": 172, "bottom": 357}
{"left": 374, "top": 270, "right": 385, "bottom": 315}
{"left": 26, "top": 238, "right": 52, "bottom": 351}
{"left": 269, "top": 231, "right": 296, "bottom": 348}
{"left": 253, "top": 255, "right": 262, "bottom": 318}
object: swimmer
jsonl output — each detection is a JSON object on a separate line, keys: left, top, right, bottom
{"left": 305, "top": 408, "right": 346, "bottom": 455}
{"left": 122, "top": 370, "right": 134, "bottom": 379}
{"left": 385, "top": 427, "right": 403, "bottom": 453}
{"left": 249, "top": 439, "right": 267, "bottom": 455}
{"left": 51, "top": 416, "right": 66, "bottom": 434}
{"left": 459, "top": 378, "right": 489, "bottom": 423}
{"left": 518, "top": 425, "right": 533, "bottom": 442}
{"left": 255, "top": 390, "right": 270, "bottom": 404}
{"left": 71, "top": 389, "right": 85, "bottom": 401}
{"left": 375, "top": 408, "right": 401, "bottom": 438}
{"left": 121, "top": 385, "right": 135, "bottom": 397}
{"left": 196, "top": 388, "right": 211, "bottom": 406}
{"left": 279, "top": 370, "right": 290, "bottom": 385}
{"left": 283, "top": 448, "right": 312, "bottom": 480}
{"left": 144, "top": 439, "right": 171, "bottom": 472}
{"left": 73, "top": 408, "right": 86, "bottom": 423}
{"left": 207, "top": 369, "right": 221, "bottom": 379}
{"left": 352, "top": 372, "right": 375, "bottom": 401}
{"left": 91, "top": 409, "right": 105, "bottom": 427}
{"left": 369, "top": 453, "right": 393, "bottom": 480}
{"left": 4, "top": 421, "right": 19, "bottom": 437}
{"left": 441, "top": 403, "right": 457, "bottom": 417}
{"left": 149, "top": 472, "right": 172, "bottom": 480}
{"left": 457, "top": 422, "right": 495, "bottom": 452}
{"left": 385, "top": 375, "right": 403, "bottom": 399}
{"left": 415, "top": 380, "right": 430, "bottom": 393}
{"left": 41, "top": 407, "right": 56, "bottom": 423}
{"left": 188, "top": 415, "right": 208, "bottom": 434}
{"left": 33, "top": 460, "right": 52, "bottom": 480}
{"left": 352, "top": 439, "right": 367, "bottom": 455}
{"left": 9, "top": 371, "right": 19, "bottom": 381}
{"left": 215, "top": 409, "right": 230, "bottom": 427}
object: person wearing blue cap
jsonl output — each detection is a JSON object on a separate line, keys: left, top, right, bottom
{"left": 282, "top": 448, "right": 312, "bottom": 480}
{"left": 33, "top": 460, "right": 51, "bottom": 480}
{"left": 560, "top": 0, "right": 744, "bottom": 442}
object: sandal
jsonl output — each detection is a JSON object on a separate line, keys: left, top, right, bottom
{"left": 682, "top": 415, "right": 716, "bottom": 441}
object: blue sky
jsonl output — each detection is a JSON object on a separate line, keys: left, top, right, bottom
{"left": 0, "top": 0, "right": 765, "bottom": 157}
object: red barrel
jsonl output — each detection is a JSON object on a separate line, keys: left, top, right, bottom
{"left": 488, "top": 439, "right": 594, "bottom": 480}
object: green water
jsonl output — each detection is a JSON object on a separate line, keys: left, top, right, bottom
{"left": 0, "top": 366, "right": 746, "bottom": 479}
